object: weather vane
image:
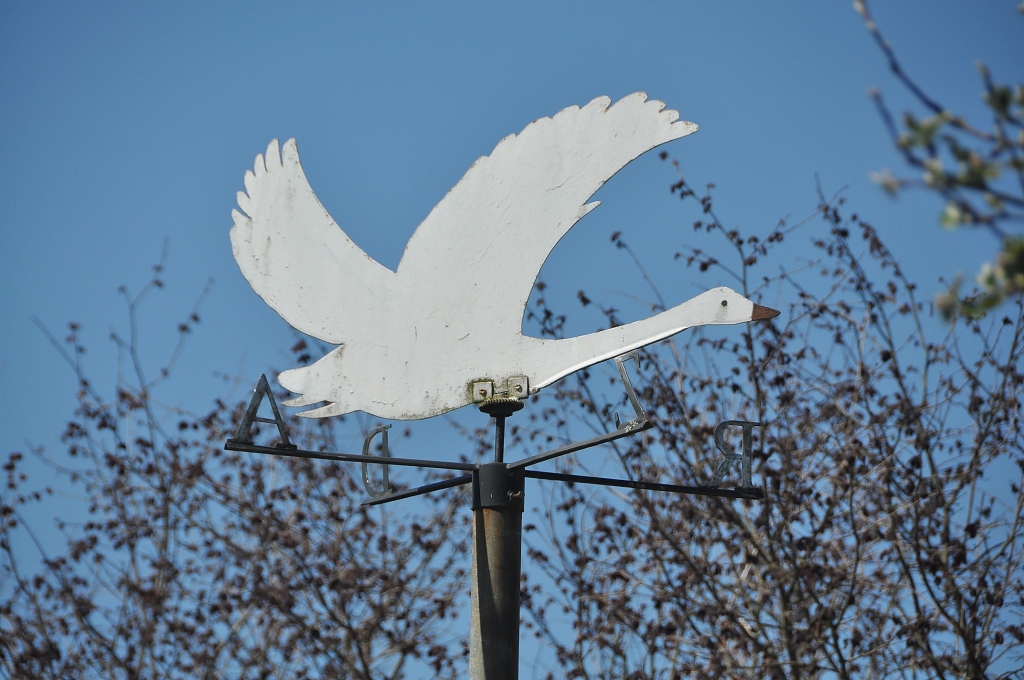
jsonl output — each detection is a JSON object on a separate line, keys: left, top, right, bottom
{"left": 225, "top": 92, "right": 778, "bottom": 680}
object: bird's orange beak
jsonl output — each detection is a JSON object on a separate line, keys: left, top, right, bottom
{"left": 751, "top": 304, "right": 781, "bottom": 321}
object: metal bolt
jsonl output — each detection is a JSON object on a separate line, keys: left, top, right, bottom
{"left": 721, "top": 300, "right": 728, "bottom": 307}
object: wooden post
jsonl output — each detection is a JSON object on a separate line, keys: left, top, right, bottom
{"left": 469, "top": 500, "right": 523, "bottom": 679}
{"left": 471, "top": 402, "right": 525, "bottom": 680}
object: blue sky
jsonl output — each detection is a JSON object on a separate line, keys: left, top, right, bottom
{"left": 3, "top": 1, "right": 1019, "bottom": 448}
{"left": 1, "top": 0, "right": 1020, "bottom": 665}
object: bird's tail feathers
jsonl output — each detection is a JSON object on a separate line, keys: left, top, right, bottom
{"left": 278, "top": 366, "right": 318, "bottom": 406}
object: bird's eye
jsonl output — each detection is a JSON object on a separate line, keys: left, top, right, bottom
{"left": 721, "top": 300, "right": 728, "bottom": 307}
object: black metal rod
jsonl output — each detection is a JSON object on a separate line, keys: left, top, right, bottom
{"left": 524, "top": 469, "right": 764, "bottom": 500}
{"left": 494, "top": 416, "right": 505, "bottom": 463}
{"left": 508, "top": 420, "right": 653, "bottom": 470}
{"left": 361, "top": 474, "right": 474, "bottom": 507}
{"left": 225, "top": 440, "right": 476, "bottom": 471}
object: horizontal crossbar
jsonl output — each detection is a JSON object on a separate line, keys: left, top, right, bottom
{"left": 524, "top": 469, "right": 764, "bottom": 500}
{"left": 224, "top": 440, "right": 477, "bottom": 472}
{"left": 509, "top": 420, "right": 653, "bottom": 470}
{"left": 360, "top": 474, "right": 474, "bottom": 507}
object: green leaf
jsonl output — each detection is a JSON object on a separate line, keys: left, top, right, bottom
{"left": 940, "top": 203, "right": 963, "bottom": 229}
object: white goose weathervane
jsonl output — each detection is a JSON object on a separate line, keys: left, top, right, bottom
{"left": 228, "top": 92, "right": 779, "bottom": 680}
{"left": 230, "top": 92, "right": 778, "bottom": 420}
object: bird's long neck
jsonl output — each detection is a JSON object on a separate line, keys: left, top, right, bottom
{"left": 525, "top": 287, "right": 742, "bottom": 390}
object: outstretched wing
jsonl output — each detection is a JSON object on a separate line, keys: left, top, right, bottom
{"left": 231, "top": 139, "right": 394, "bottom": 344}
{"left": 396, "top": 93, "right": 697, "bottom": 335}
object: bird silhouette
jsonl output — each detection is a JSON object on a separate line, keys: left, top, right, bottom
{"left": 231, "top": 93, "right": 778, "bottom": 420}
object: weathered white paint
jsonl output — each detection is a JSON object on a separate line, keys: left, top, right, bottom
{"left": 231, "top": 93, "right": 766, "bottom": 420}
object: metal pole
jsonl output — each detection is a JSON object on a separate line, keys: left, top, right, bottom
{"left": 493, "top": 414, "right": 506, "bottom": 463}
{"left": 470, "top": 399, "right": 524, "bottom": 680}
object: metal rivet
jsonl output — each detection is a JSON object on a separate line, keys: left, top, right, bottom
{"left": 721, "top": 300, "right": 728, "bottom": 306}
{"left": 479, "top": 389, "right": 487, "bottom": 397}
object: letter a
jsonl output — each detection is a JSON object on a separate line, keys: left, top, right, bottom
{"left": 229, "top": 374, "right": 296, "bottom": 449}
